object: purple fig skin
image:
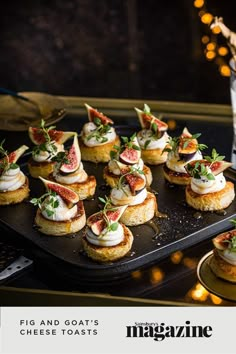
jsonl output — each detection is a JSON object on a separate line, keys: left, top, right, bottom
{"left": 178, "top": 152, "right": 196, "bottom": 162}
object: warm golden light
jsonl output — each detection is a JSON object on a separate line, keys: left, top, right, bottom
{"left": 190, "top": 283, "right": 209, "bottom": 302}
{"left": 206, "top": 50, "right": 216, "bottom": 60}
{"left": 170, "top": 251, "right": 183, "bottom": 264}
{"left": 206, "top": 42, "right": 216, "bottom": 51}
{"left": 201, "top": 35, "right": 209, "bottom": 44}
{"left": 167, "top": 119, "right": 176, "bottom": 130}
{"left": 218, "top": 46, "right": 228, "bottom": 56}
{"left": 210, "top": 294, "right": 222, "bottom": 305}
{"left": 182, "top": 257, "right": 198, "bottom": 269}
{"left": 150, "top": 267, "right": 164, "bottom": 284}
{"left": 194, "top": 0, "right": 204, "bottom": 8}
{"left": 219, "top": 64, "right": 230, "bottom": 76}
{"left": 201, "top": 13, "right": 213, "bottom": 24}
{"left": 212, "top": 26, "right": 221, "bottom": 34}
{"left": 131, "top": 270, "right": 142, "bottom": 279}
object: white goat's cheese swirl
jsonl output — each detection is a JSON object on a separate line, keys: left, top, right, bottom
{"left": 86, "top": 223, "right": 124, "bottom": 246}
{"left": 191, "top": 172, "right": 226, "bottom": 194}
{"left": 41, "top": 195, "right": 77, "bottom": 221}
{"left": 110, "top": 186, "right": 147, "bottom": 206}
{"left": 0, "top": 167, "right": 26, "bottom": 192}
{"left": 166, "top": 150, "right": 203, "bottom": 173}
{"left": 137, "top": 130, "right": 169, "bottom": 150}
{"left": 218, "top": 249, "right": 236, "bottom": 266}
{"left": 53, "top": 162, "right": 88, "bottom": 184}
{"left": 32, "top": 142, "right": 64, "bottom": 162}
{"left": 81, "top": 122, "right": 116, "bottom": 147}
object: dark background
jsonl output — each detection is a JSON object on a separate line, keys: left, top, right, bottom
{"left": 0, "top": 0, "right": 235, "bottom": 104}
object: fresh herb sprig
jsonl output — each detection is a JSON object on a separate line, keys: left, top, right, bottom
{"left": 163, "top": 133, "right": 207, "bottom": 154}
{"left": 51, "top": 151, "right": 69, "bottom": 165}
{"left": 110, "top": 144, "right": 121, "bottom": 160}
{"left": 142, "top": 104, "right": 165, "bottom": 149}
{"left": 0, "top": 140, "right": 19, "bottom": 176}
{"left": 117, "top": 166, "right": 144, "bottom": 195}
{"left": 30, "top": 190, "right": 59, "bottom": 217}
{"left": 121, "top": 133, "right": 140, "bottom": 151}
{"left": 186, "top": 161, "right": 215, "bottom": 180}
{"left": 98, "top": 196, "right": 119, "bottom": 234}
{"left": 110, "top": 134, "right": 140, "bottom": 159}
{"left": 204, "top": 148, "right": 225, "bottom": 165}
{"left": 32, "top": 119, "right": 58, "bottom": 158}
{"left": 86, "top": 117, "right": 111, "bottom": 143}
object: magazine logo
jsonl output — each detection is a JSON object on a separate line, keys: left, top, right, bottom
{"left": 126, "top": 320, "right": 212, "bottom": 341}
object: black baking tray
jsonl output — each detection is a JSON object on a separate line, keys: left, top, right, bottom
{"left": 0, "top": 151, "right": 236, "bottom": 280}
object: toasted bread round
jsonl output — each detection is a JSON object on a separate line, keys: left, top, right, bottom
{"left": 141, "top": 148, "right": 168, "bottom": 165}
{"left": 82, "top": 224, "right": 133, "bottom": 263}
{"left": 103, "top": 164, "right": 153, "bottom": 188}
{"left": 0, "top": 177, "right": 30, "bottom": 205}
{"left": 35, "top": 201, "right": 86, "bottom": 236}
{"left": 120, "top": 192, "right": 157, "bottom": 226}
{"left": 163, "top": 164, "right": 191, "bottom": 185}
{"left": 185, "top": 181, "right": 235, "bottom": 211}
{"left": 48, "top": 174, "right": 96, "bottom": 200}
{"left": 79, "top": 135, "right": 120, "bottom": 163}
{"left": 209, "top": 248, "right": 236, "bottom": 283}
{"left": 28, "top": 157, "right": 55, "bottom": 178}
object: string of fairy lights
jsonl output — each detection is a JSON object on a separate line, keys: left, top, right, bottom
{"left": 193, "top": 0, "right": 231, "bottom": 77}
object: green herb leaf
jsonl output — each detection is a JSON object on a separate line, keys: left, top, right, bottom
{"left": 9, "top": 163, "right": 18, "bottom": 169}
{"left": 110, "top": 222, "right": 119, "bottom": 231}
{"left": 144, "top": 140, "right": 151, "bottom": 149}
{"left": 204, "top": 148, "right": 225, "bottom": 164}
{"left": 143, "top": 103, "right": 151, "bottom": 114}
{"left": 98, "top": 197, "right": 107, "bottom": 204}
{"left": 94, "top": 117, "right": 101, "bottom": 126}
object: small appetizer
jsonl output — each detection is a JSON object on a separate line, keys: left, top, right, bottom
{"left": 135, "top": 104, "right": 169, "bottom": 165}
{"left": 30, "top": 177, "right": 86, "bottom": 236}
{"left": 109, "top": 168, "right": 157, "bottom": 226}
{"left": 209, "top": 220, "right": 236, "bottom": 283}
{"left": 28, "top": 119, "right": 76, "bottom": 178}
{"left": 163, "top": 127, "right": 207, "bottom": 185}
{"left": 79, "top": 104, "right": 120, "bottom": 163}
{"left": 49, "top": 135, "right": 96, "bottom": 200}
{"left": 0, "top": 141, "right": 29, "bottom": 205}
{"left": 82, "top": 196, "right": 133, "bottom": 262}
{"left": 103, "top": 133, "right": 153, "bottom": 188}
{"left": 185, "top": 149, "right": 235, "bottom": 211}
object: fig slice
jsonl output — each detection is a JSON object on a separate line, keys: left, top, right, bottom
{"left": 119, "top": 148, "right": 140, "bottom": 165}
{"left": 39, "top": 177, "right": 79, "bottom": 207}
{"left": 213, "top": 230, "right": 236, "bottom": 250}
{"left": 119, "top": 136, "right": 141, "bottom": 165}
{"left": 178, "top": 128, "right": 198, "bottom": 154}
{"left": 186, "top": 159, "right": 232, "bottom": 175}
{"left": 7, "top": 145, "right": 29, "bottom": 163}
{"left": 59, "top": 135, "right": 81, "bottom": 174}
{"left": 87, "top": 205, "right": 127, "bottom": 235}
{"left": 124, "top": 173, "right": 146, "bottom": 195}
{"left": 84, "top": 103, "right": 114, "bottom": 125}
{"left": 135, "top": 107, "right": 168, "bottom": 131}
{"left": 0, "top": 145, "right": 29, "bottom": 175}
{"left": 28, "top": 126, "right": 76, "bottom": 145}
